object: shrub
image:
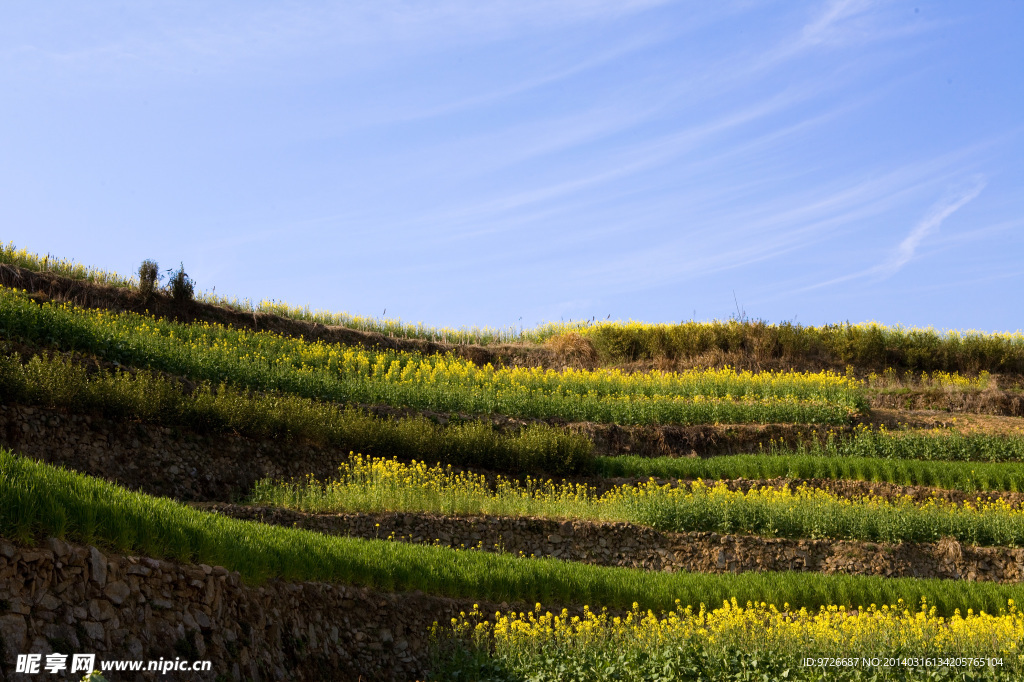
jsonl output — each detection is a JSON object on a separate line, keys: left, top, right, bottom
{"left": 166, "top": 262, "right": 194, "bottom": 302}
{"left": 138, "top": 259, "right": 159, "bottom": 298}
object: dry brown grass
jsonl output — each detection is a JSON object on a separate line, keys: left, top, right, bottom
{"left": 545, "top": 332, "right": 599, "bottom": 369}
{"left": 867, "top": 408, "right": 1024, "bottom": 436}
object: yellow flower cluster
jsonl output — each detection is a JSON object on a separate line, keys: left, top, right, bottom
{"left": 5, "top": 290, "right": 862, "bottom": 425}
{"left": 253, "top": 455, "right": 1024, "bottom": 548}
{"left": 448, "top": 599, "right": 1024, "bottom": 663}
{"left": 156, "top": 324, "right": 858, "bottom": 403}
{"left": 21, "top": 292, "right": 860, "bottom": 403}
{"left": 254, "top": 455, "right": 600, "bottom": 517}
{"left": 0, "top": 242, "right": 132, "bottom": 287}
{"left": 865, "top": 368, "right": 992, "bottom": 390}
{"left": 560, "top": 318, "right": 1024, "bottom": 344}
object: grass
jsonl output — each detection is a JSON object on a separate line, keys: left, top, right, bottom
{"left": 5, "top": 241, "right": 1024, "bottom": 375}
{"left": 249, "top": 455, "right": 1024, "bottom": 546}
{"left": 863, "top": 368, "right": 992, "bottom": 391}
{"left": 596, "top": 453, "right": 1024, "bottom": 494}
{"left": 0, "top": 287, "right": 860, "bottom": 425}
{"left": 0, "top": 240, "right": 530, "bottom": 344}
{"left": 4, "top": 448, "right": 1024, "bottom": 617}
{"left": 0, "top": 241, "right": 134, "bottom": 288}
{"left": 0, "top": 351, "right": 592, "bottom": 475}
{"left": 568, "top": 318, "right": 1024, "bottom": 374}
{"left": 594, "top": 427, "right": 1024, "bottom": 486}
{"left": 782, "top": 426, "right": 1024, "bottom": 463}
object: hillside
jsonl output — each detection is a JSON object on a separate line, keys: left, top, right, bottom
{"left": 2, "top": 246, "right": 1024, "bottom": 680}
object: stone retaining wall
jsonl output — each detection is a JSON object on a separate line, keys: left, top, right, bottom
{"left": 0, "top": 404, "right": 355, "bottom": 503}
{"left": 868, "top": 390, "right": 1024, "bottom": 417}
{"left": 0, "top": 404, "right": 846, "bottom": 502}
{"left": 203, "top": 505, "right": 1024, "bottom": 584}
{"left": 0, "top": 538, "right": 490, "bottom": 681}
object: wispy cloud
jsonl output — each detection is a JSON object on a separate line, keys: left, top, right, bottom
{"left": 799, "top": 0, "right": 877, "bottom": 48}
{"left": 753, "top": 0, "right": 927, "bottom": 75}
{"left": 402, "top": 83, "right": 823, "bottom": 236}
{"left": 0, "top": 0, "right": 677, "bottom": 82}
{"left": 800, "top": 176, "right": 988, "bottom": 291}
{"left": 880, "top": 176, "right": 987, "bottom": 276}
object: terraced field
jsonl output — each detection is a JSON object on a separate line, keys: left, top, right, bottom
{"left": 2, "top": 245, "right": 1024, "bottom": 680}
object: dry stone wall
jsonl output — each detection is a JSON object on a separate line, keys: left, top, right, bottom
{"left": 203, "top": 505, "right": 1024, "bottom": 584}
{"left": 0, "top": 404, "right": 357, "bottom": 503}
{"left": 867, "top": 389, "right": 1024, "bottom": 417}
{"left": 0, "top": 538, "right": 495, "bottom": 681}
{"left": 6, "top": 400, "right": 1024, "bottom": 680}
{"left": 0, "top": 404, "right": 847, "bottom": 502}
{"left": 571, "top": 420, "right": 841, "bottom": 458}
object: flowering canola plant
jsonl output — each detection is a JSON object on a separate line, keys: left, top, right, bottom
{"left": 865, "top": 368, "right": 992, "bottom": 390}
{"left": 564, "top": 318, "right": 1024, "bottom": 346}
{"left": 0, "top": 287, "right": 863, "bottom": 425}
{"left": 0, "top": 242, "right": 132, "bottom": 288}
{"left": 435, "top": 599, "right": 1024, "bottom": 679}
{"left": 5, "top": 242, "right": 1024, "bottom": 355}
{"left": 251, "top": 455, "right": 1024, "bottom": 546}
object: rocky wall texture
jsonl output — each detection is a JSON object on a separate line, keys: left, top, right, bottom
{"left": 202, "top": 505, "right": 1024, "bottom": 584}
{"left": 0, "top": 404, "right": 356, "bottom": 503}
{"left": 569, "top": 420, "right": 841, "bottom": 458}
{"left": 867, "top": 389, "right": 1024, "bottom": 417}
{"left": 5, "top": 400, "right": 1018, "bottom": 511}
{"left": 0, "top": 538, "right": 490, "bottom": 681}
{"left": 0, "top": 403, "right": 850, "bottom": 501}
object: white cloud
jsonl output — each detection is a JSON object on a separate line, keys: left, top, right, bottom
{"left": 880, "top": 176, "right": 987, "bottom": 275}
{"left": 794, "top": 175, "right": 988, "bottom": 293}
{"left": 0, "top": 0, "right": 677, "bottom": 82}
{"left": 800, "top": 0, "right": 877, "bottom": 48}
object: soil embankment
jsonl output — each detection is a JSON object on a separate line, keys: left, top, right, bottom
{"left": 200, "top": 504, "right": 1024, "bottom": 584}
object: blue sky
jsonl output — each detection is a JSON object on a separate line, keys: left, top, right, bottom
{"left": 2, "top": 1, "right": 1022, "bottom": 332}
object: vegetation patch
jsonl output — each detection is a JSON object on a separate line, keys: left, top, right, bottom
{"left": 249, "top": 455, "right": 1024, "bottom": 547}
{"left": 5, "top": 448, "right": 1024, "bottom": 617}
{"left": 595, "top": 430, "right": 1024, "bottom": 488}
{"left": 5, "top": 243, "right": 1023, "bottom": 376}
{"left": 0, "top": 351, "right": 591, "bottom": 475}
{"left": 568, "top": 319, "right": 1024, "bottom": 374}
{"left": 0, "top": 286, "right": 861, "bottom": 425}
{"left": 433, "top": 601, "right": 1024, "bottom": 681}
{"left": 202, "top": 503, "right": 1024, "bottom": 583}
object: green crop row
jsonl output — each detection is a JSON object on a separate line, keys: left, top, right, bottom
{"left": 3, "top": 448, "right": 1023, "bottom": 617}
{"left": 0, "top": 288, "right": 858, "bottom": 425}
{"left": 802, "top": 427, "right": 1024, "bottom": 462}
{"left": 595, "top": 427, "right": 1024, "bottom": 484}
{"left": 0, "top": 352, "right": 591, "bottom": 475}
{"left": 597, "top": 453, "right": 1024, "bottom": 494}
{"left": 250, "top": 455, "right": 1024, "bottom": 547}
